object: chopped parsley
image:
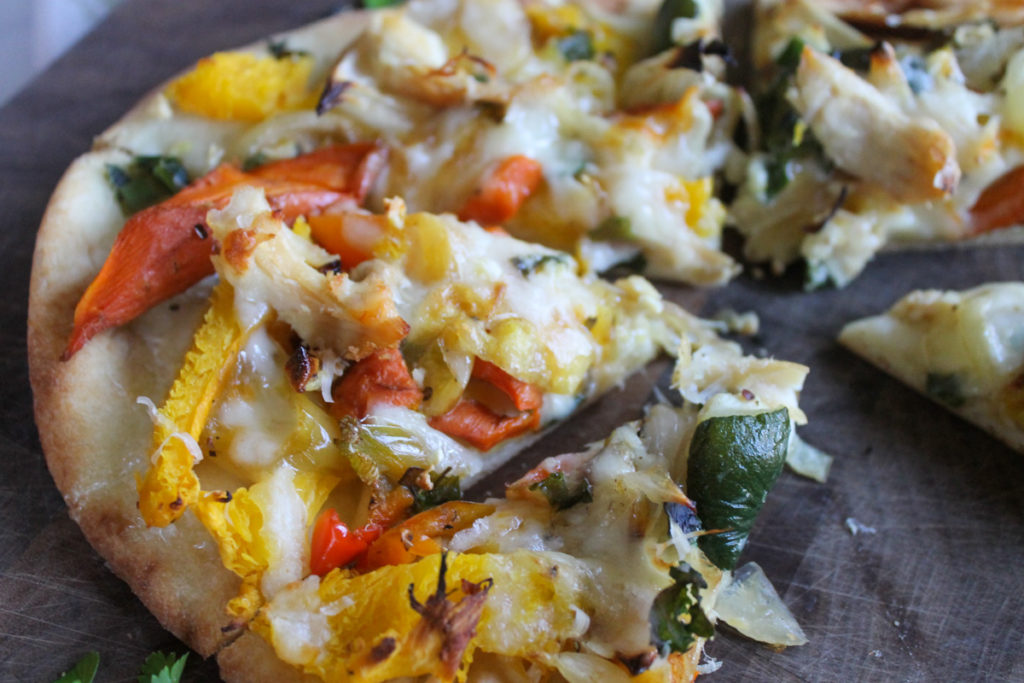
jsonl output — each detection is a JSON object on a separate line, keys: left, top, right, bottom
{"left": 530, "top": 471, "right": 593, "bottom": 510}
{"left": 53, "top": 651, "right": 99, "bottom": 683}
{"left": 411, "top": 470, "right": 462, "bottom": 513}
{"left": 557, "top": 30, "right": 595, "bottom": 62}
{"left": 649, "top": 564, "right": 715, "bottom": 655}
{"left": 105, "top": 155, "right": 189, "bottom": 215}
{"left": 511, "top": 252, "right": 570, "bottom": 276}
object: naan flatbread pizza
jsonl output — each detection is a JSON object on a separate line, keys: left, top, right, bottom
{"left": 28, "top": 1, "right": 815, "bottom": 680}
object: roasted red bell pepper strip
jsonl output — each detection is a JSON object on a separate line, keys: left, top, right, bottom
{"left": 458, "top": 155, "right": 543, "bottom": 225}
{"left": 969, "top": 164, "right": 1024, "bottom": 235}
{"left": 309, "top": 508, "right": 382, "bottom": 576}
{"left": 329, "top": 348, "right": 423, "bottom": 419}
{"left": 63, "top": 143, "right": 386, "bottom": 359}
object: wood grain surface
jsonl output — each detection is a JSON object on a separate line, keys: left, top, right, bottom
{"left": 5, "top": 1, "right": 1024, "bottom": 681}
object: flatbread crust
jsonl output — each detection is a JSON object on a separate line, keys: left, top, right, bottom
{"left": 839, "top": 283, "right": 1024, "bottom": 455}
{"left": 27, "top": 9, "right": 371, "bottom": 661}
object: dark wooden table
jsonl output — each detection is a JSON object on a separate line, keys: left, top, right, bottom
{"left": 3, "top": 1, "right": 1023, "bottom": 681}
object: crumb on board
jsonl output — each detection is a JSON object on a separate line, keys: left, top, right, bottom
{"left": 845, "top": 517, "right": 877, "bottom": 535}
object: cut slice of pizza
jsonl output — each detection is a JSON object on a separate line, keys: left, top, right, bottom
{"left": 203, "top": 300, "right": 811, "bottom": 682}
{"left": 839, "top": 282, "right": 1024, "bottom": 453}
{"left": 40, "top": 184, "right": 811, "bottom": 681}
{"left": 31, "top": 143, "right": 692, "bottom": 649}
{"left": 731, "top": 0, "right": 1024, "bottom": 288}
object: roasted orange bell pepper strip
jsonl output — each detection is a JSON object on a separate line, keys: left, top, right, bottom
{"left": 458, "top": 155, "right": 543, "bottom": 225}
{"left": 429, "top": 359, "right": 543, "bottom": 450}
{"left": 471, "top": 359, "right": 542, "bottom": 412}
{"left": 969, "top": 164, "right": 1024, "bottom": 235}
{"left": 305, "top": 211, "right": 388, "bottom": 270}
{"left": 250, "top": 141, "right": 387, "bottom": 199}
{"left": 63, "top": 143, "right": 386, "bottom": 359}
{"left": 429, "top": 401, "right": 541, "bottom": 451}
{"left": 330, "top": 348, "right": 423, "bottom": 419}
{"left": 359, "top": 501, "right": 495, "bottom": 571}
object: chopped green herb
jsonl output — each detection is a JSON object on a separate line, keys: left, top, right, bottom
{"left": 53, "top": 651, "right": 99, "bottom": 683}
{"left": 243, "top": 151, "right": 270, "bottom": 171}
{"left": 775, "top": 37, "right": 806, "bottom": 72}
{"left": 649, "top": 564, "right": 715, "bottom": 655}
{"left": 360, "top": 0, "right": 404, "bottom": 7}
{"left": 511, "top": 252, "right": 570, "bottom": 276}
{"left": 764, "top": 156, "right": 793, "bottom": 198}
{"left": 411, "top": 470, "right": 462, "bottom": 513}
{"left": 106, "top": 155, "right": 189, "bottom": 215}
{"left": 557, "top": 30, "right": 595, "bottom": 62}
{"left": 899, "top": 55, "right": 932, "bottom": 94}
{"left": 687, "top": 409, "right": 790, "bottom": 569}
{"left": 268, "top": 39, "right": 310, "bottom": 60}
{"left": 926, "top": 372, "right": 966, "bottom": 407}
{"left": 472, "top": 72, "right": 490, "bottom": 83}
{"left": 592, "top": 215, "right": 634, "bottom": 241}
{"left": 652, "top": 0, "right": 698, "bottom": 55}
{"left": 137, "top": 651, "right": 188, "bottom": 683}
{"left": 530, "top": 471, "right": 593, "bottom": 510}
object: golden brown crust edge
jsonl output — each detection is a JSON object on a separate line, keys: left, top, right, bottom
{"left": 28, "top": 149, "right": 245, "bottom": 657}
{"left": 26, "top": 7, "right": 375, "bottom": 667}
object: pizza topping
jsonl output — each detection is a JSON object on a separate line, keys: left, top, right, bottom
{"left": 790, "top": 46, "right": 961, "bottom": 203}
{"left": 64, "top": 144, "right": 386, "bottom": 358}
{"left": 361, "top": 502, "right": 496, "bottom": 571}
{"left": 106, "top": 155, "right": 190, "bottom": 215}
{"left": 166, "top": 51, "right": 317, "bottom": 122}
{"left": 208, "top": 187, "right": 409, "bottom": 359}
{"left": 137, "top": 281, "right": 257, "bottom": 527}
{"left": 329, "top": 348, "right": 423, "bottom": 419}
{"left": 429, "top": 400, "right": 542, "bottom": 451}
{"left": 652, "top": 0, "right": 699, "bottom": 56}
{"left": 529, "top": 471, "right": 594, "bottom": 510}
{"left": 649, "top": 563, "right": 714, "bottom": 656}
{"left": 968, "top": 164, "right": 1024, "bottom": 235}
{"left": 458, "top": 155, "right": 544, "bottom": 225}
{"left": 686, "top": 409, "right": 791, "bottom": 570}
{"left": 712, "top": 562, "right": 807, "bottom": 646}
{"left": 255, "top": 551, "right": 588, "bottom": 680}
{"left": 309, "top": 508, "right": 381, "bottom": 576}
{"left": 408, "top": 468, "right": 462, "bottom": 513}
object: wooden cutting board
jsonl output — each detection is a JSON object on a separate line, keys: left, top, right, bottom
{"left": 3, "top": 0, "right": 1022, "bottom": 680}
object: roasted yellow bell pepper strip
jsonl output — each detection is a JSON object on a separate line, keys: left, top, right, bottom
{"left": 136, "top": 281, "right": 261, "bottom": 526}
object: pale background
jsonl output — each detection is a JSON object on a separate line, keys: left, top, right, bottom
{"left": 0, "top": 0, "right": 125, "bottom": 106}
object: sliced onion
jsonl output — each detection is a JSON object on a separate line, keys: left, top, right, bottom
{"left": 785, "top": 429, "right": 832, "bottom": 483}
{"left": 714, "top": 562, "right": 807, "bottom": 647}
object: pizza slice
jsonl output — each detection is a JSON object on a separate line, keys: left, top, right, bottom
{"left": 34, "top": 180, "right": 812, "bottom": 680}
{"left": 839, "top": 282, "right": 1024, "bottom": 454}
{"left": 731, "top": 0, "right": 1024, "bottom": 288}
{"left": 195, "top": 272, "right": 812, "bottom": 681}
